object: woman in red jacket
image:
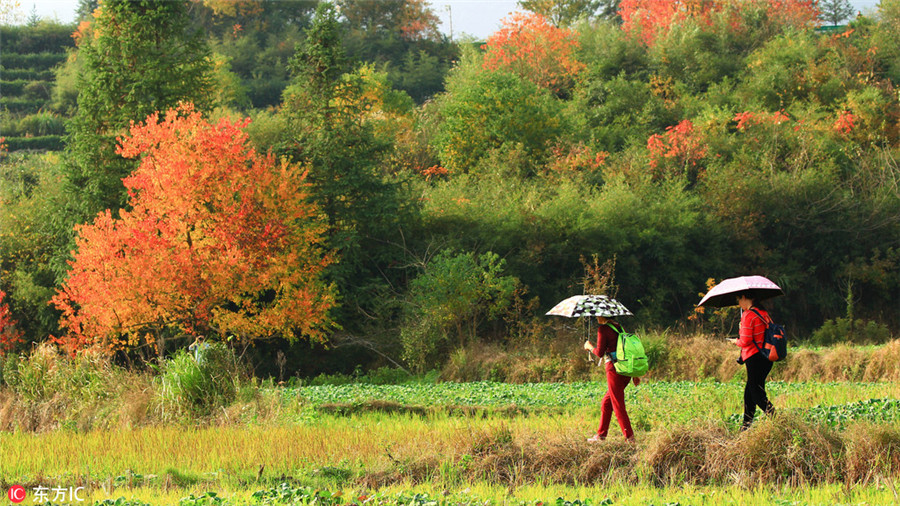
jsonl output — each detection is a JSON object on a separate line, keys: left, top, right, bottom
{"left": 732, "top": 291, "right": 776, "bottom": 430}
{"left": 583, "top": 315, "right": 640, "bottom": 442}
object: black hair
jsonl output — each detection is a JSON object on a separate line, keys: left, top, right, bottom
{"left": 736, "top": 290, "right": 766, "bottom": 311}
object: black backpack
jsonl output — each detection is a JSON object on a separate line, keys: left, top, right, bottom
{"left": 750, "top": 308, "right": 787, "bottom": 362}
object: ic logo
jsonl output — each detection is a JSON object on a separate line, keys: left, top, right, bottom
{"left": 8, "top": 485, "right": 26, "bottom": 503}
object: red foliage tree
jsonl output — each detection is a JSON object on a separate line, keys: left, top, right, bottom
{"left": 733, "top": 109, "right": 791, "bottom": 131}
{"left": 52, "top": 104, "right": 335, "bottom": 355}
{"left": 619, "top": 0, "right": 819, "bottom": 47}
{"left": 482, "top": 11, "right": 585, "bottom": 95}
{"left": 833, "top": 110, "right": 856, "bottom": 134}
{"left": 647, "top": 119, "right": 707, "bottom": 179}
{"left": 0, "top": 291, "right": 22, "bottom": 355}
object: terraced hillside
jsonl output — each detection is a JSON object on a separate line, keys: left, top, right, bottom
{"left": 0, "top": 21, "right": 74, "bottom": 151}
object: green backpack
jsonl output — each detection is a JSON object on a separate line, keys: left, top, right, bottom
{"left": 607, "top": 323, "right": 649, "bottom": 377}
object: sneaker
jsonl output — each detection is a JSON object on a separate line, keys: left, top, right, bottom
{"left": 587, "top": 435, "right": 605, "bottom": 443}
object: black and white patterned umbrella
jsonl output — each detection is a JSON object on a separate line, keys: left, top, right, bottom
{"left": 545, "top": 295, "right": 633, "bottom": 318}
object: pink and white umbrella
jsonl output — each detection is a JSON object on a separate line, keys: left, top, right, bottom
{"left": 698, "top": 275, "right": 784, "bottom": 308}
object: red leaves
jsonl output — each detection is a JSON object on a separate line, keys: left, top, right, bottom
{"left": 0, "top": 291, "right": 22, "bottom": 355}
{"left": 833, "top": 110, "right": 856, "bottom": 134}
{"left": 647, "top": 120, "right": 706, "bottom": 172}
{"left": 619, "top": 0, "right": 820, "bottom": 47}
{"left": 619, "top": 0, "right": 682, "bottom": 47}
{"left": 546, "top": 143, "right": 608, "bottom": 179}
{"left": 419, "top": 165, "right": 449, "bottom": 181}
{"left": 734, "top": 110, "right": 791, "bottom": 131}
{"left": 733, "top": 111, "right": 757, "bottom": 131}
{"left": 482, "top": 12, "right": 584, "bottom": 94}
{"left": 53, "top": 103, "right": 335, "bottom": 353}
{"left": 398, "top": 0, "right": 442, "bottom": 41}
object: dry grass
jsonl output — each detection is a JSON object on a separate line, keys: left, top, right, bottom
{"left": 864, "top": 340, "right": 900, "bottom": 381}
{"left": 358, "top": 417, "right": 899, "bottom": 489}
{"left": 725, "top": 415, "right": 845, "bottom": 486}
{"left": 843, "top": 423, "right": 900, "bottom": 484}
{"left": 777, "top": 348, "right": 823, "bottom": 381}
{"left": 771, "top": 340, "right": 900, "bottom": 382}
{"left": 649, "top": 335, "right": 736, "bottom": 382}
{"left": 441, "top": 341, "right": 604, "bottom": 384}
{"left": 440, "top": 336, "right": 900, "bottom": 384}
{"left": 644, "top": 422, "right": 730, "bottom": 485}
{"left": 3, "top": 412, "right": 900, "bottom": 491}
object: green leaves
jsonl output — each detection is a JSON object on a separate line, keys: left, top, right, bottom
{"left": 64, "top": 0, "right": 215, "bottom": 220}
{"left": 401, "top": 250, "right": 519, "bottom": 372}
{"left": 434, "top": 55, "right": 566, "bottom": 175}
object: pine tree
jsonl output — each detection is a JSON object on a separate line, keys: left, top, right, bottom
{"left": 819, "top": 0, "right": 854, "bottom": 26}
{"left": 65, "top": 0, "right": 214, "bottom": 221}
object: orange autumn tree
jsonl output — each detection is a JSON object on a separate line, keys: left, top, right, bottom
{"left": 619, "top": 0, "right": 819, "bottom": 47}
{"left": 482, "top": 11, "right": 585, "bottom": 96}
{"left": 52, "top": 104, "right": 335, "bottom": 355}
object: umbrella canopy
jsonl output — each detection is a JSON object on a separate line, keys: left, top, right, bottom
{"left": 698, "top": 275, "right": 784, "bottom": 308}
{"left": 546, "top": 295, "right": 633, "bottom": 318}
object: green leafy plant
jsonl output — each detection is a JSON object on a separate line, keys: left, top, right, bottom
{"left": 400, "top": 250, "right": 519, "bottom": 372}
{"left": 155, "top": 343, "right": 242, "bottom": 418}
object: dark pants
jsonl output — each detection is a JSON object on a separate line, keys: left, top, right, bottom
{"left": 743, "top": 352, "right": 775, "bottom": 429}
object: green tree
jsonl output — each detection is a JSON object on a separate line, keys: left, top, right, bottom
{"left": 64, "top": 0, "right": 214, "bottom": 221}
{"left": 434, "top": 47, "right": 566, "bottom": 176}
{"left": 192, "top": 0, "right": 317, "bottom": 109}
{"left": 337, "top": 0, "right": 457, "bottom": 103}
{"left": 518, "top": 0, "right": 601, "bottom": 27}
{"left": 400, "top": 250, "right": 518, "bottom": 372}
{"left": 819, "top": 0, "right": 854, "bottom": 26}
{"left": 280, "top": 2, "right": 408, "bottom": 330}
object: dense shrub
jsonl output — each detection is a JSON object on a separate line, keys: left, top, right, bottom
{"left": 0, "top": 22, "right": 75, "bottom": 54}
{"left": 2, "top": 135, "right": 64, "bottom": 151}
{"left": 400, "top": 250, "right": 519, "bottom": 373}
{"left": 1, "top": 343, "right": 115, "bottom": 403}
{"left": 0, "top": 69, "right": 54, "bottom": 81}
{"left": 0, "top": 96, "right": 48, "bottom": 112}
{"left": 155, "top": 342, "right": 243, "bottom": 418}
{"left": 0, "top": 52, "right": 67, "bottom": 70}
{"left": 433, "top": 48, "right": 566, "bottom": 175}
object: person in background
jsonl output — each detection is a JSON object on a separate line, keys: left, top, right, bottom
{"left": 583, "top": 315, "right": 640, "bottom": 442}
{"left": 732, "top": 290, "right": 776, "bottom": 430}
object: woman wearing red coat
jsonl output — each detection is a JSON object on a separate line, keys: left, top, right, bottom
{"left": 732, "top": 291, "right": 776, "bottom": 430}
{"left": 583, "top": 315, "right": 640, "bottom": 442}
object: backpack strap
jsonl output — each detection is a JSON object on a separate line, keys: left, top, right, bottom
{"left": 748, "top": 308, "right": 769, "bottom": 354}
{"left": 749, "top": 308, "right": 772, "bottom": 324}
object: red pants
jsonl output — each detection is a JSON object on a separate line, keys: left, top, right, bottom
{"left": 597, "top": 362, "right": 633, "bottom": 439}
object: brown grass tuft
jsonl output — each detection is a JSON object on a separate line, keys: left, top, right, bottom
{"left": 652, "top": 336, "right": 736, "bottom": 381}
{"left": 518, "top": 430, "right": 591, "bottom": 485}
{"left": 579, "top": 439, "right": 638, "bottom": 485}
{"left": 864, "top": 340, "right": 900, "bottom": 381}
{"left": 776, "top": 348, "right": 823, "bottom": 381}
{"left": 726, "top": 415, "right": 844, "bottom": 485}
{"left": 843, "top": 422, "right": 900, "bottom": 484}
{"left": 644, "top": 423, "right": 730, "bottom": 485}
{"left": 442, "top": 342, "right": 514, "bottom": 382}
{"left": 820, "top": 345, "right": 870, "bottom": 381}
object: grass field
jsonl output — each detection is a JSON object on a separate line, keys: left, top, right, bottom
{"left": 1, "top": 379, "right": 898, "bottom": 505}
